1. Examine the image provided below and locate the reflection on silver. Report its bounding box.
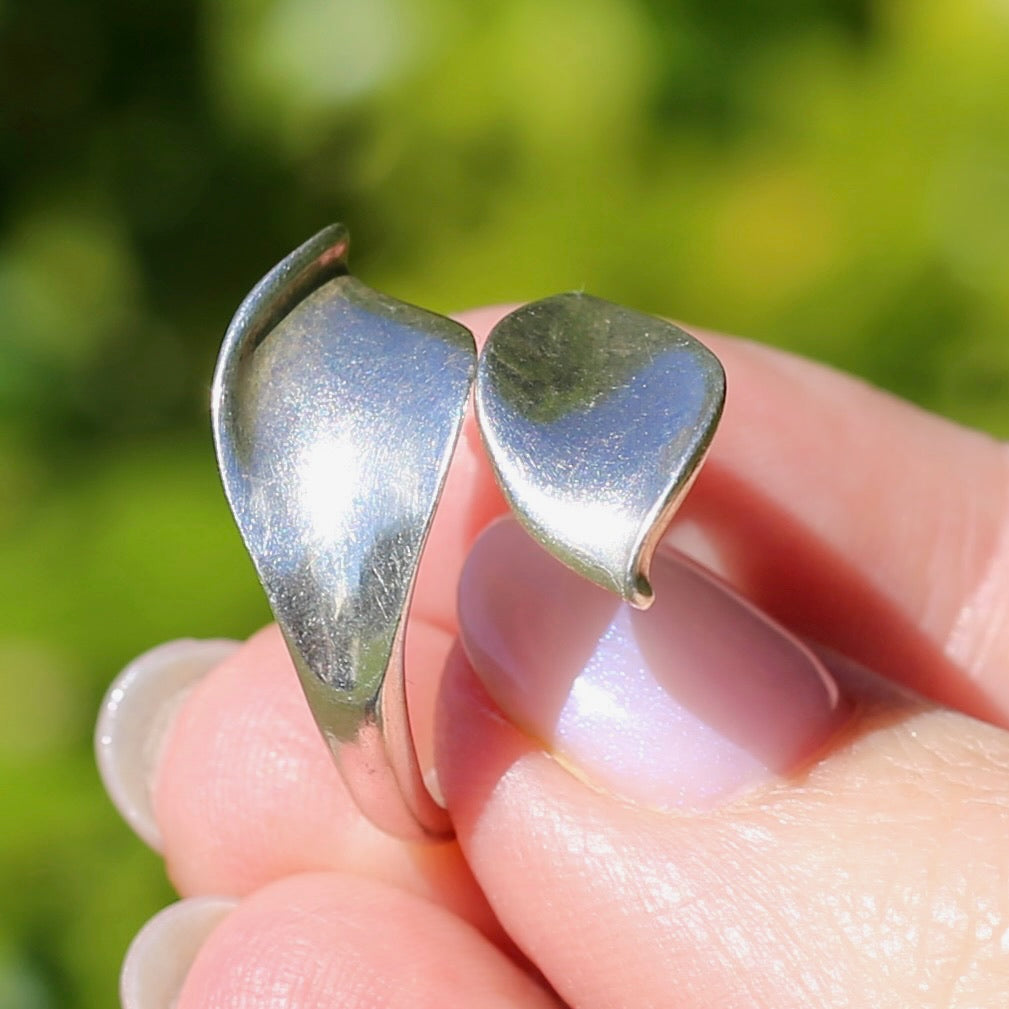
[212,224,473,840]
[476,293,725,608]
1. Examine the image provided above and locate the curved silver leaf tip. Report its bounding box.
[476,293,725,608]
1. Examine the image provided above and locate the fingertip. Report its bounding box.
[120,896,237,1009]
[96,638,241,851]
[176,873,558,1009]
[438,606,1009,1009]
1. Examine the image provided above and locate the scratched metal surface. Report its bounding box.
[213,225,471,838]
[477,293,725,608]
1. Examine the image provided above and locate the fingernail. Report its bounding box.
[120,896,237,1009]
[458,519,851,810]
[96,639,239,850]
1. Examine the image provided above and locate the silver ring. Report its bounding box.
[212,225,724,841]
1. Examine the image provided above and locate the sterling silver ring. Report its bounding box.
[212,224,725,841]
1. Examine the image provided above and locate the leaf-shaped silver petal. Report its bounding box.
[476,293,725,608]
[212,225,474,838]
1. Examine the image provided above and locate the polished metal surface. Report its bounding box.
[212,224,474,840]
[476,293,725,608]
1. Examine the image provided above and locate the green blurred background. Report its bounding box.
[1,0,1008,1004]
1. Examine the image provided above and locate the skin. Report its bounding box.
[149,307,1009,1008]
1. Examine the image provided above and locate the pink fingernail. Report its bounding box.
[458,519,850,810]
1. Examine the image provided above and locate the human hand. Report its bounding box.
[97,307,1009,1008]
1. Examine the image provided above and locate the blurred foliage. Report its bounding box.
[1,0,1008,1004]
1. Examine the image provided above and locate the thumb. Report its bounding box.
[438,518,1009,1009]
